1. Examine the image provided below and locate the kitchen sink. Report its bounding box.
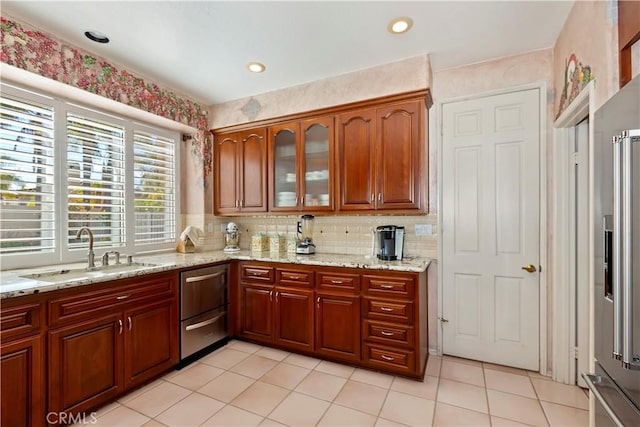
[22,262,159,283]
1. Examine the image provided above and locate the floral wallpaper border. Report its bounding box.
[0,16,213,176]
[556,53,593,119]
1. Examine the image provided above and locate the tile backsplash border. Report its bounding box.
[182,213,438,260]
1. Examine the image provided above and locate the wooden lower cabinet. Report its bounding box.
[125,299,177,388]
[274,287,314,352]
[238,261,428,379]
[240,284,274,342]
[0,271,181,425]
[314,292,360,362]
[48,313,123,417]
[1,334,44,427]
[240,282,314,353]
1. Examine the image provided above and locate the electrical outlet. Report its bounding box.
[207,222,214,233]
[415,224,432,236]
[220,223,228,233]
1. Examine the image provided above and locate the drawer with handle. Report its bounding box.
[363,343,416,374]
[276,268,313,288]
[0,302,43,341]
[48,276,174,326]
[316,271,360,292]
[241,264,275,283]
[363,275,414,298]
[363,298,414,323]
[363,320,414,348]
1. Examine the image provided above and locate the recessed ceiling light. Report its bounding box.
[246,62,266,73]
[84,30,110,44]
[388,17,413,34]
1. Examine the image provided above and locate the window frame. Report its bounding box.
[1,83,180,270]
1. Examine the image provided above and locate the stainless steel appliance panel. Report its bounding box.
[583,364,640,427]
[180,265,227,320]
[592,74,640,423]
[181,307,227,359]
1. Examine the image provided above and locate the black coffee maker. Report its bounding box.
[376,225,405,261]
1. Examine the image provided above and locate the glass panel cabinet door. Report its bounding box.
[271,124,299,209]
[301,116,333,210]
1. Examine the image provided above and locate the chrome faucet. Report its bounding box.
[75,227,95,269]
[101,250,121,266]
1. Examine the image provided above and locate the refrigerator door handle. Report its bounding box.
[582,373,624,427]
[621,130,640,370]
[612,136,623,361]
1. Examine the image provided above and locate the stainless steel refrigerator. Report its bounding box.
[584,75,640,426]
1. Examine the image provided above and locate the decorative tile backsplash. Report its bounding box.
[182,214,438,260]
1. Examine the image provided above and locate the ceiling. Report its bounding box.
[2,1,573,106]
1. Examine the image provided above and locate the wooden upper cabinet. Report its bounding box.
[337,99,425,212]
[214,128,267,215]
[300,116,334,212]
[213,90,430,215]
[337,108,376,211]
[240,129,268,212]
[269,116,334,213]
[269,122,301,212]
[376,100,422,210]
[214,132,240,214]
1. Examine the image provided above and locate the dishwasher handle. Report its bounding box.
[185,312,226,331]
[185,271,225,283]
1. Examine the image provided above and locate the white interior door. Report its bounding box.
[442,89,541,370]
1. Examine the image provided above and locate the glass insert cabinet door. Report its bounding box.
[301,117,332,209]
[271,123,298,209]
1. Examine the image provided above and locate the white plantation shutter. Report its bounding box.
[1,83,179,269]
[0,95,56,255]
[133,131,176,245]
[66,112,126,249]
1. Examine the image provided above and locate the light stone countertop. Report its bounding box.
[0,250,431,299]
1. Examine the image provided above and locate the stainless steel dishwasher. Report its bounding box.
[180,264,229,364]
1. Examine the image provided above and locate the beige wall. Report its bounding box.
[210,55,432,129]
[552,0,618,114]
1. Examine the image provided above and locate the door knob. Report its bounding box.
[521,264,537,273]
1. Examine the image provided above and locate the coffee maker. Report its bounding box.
[296,214,316,254]
[375,225,405,261]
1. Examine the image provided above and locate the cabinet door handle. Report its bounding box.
[380,330,395,337]
[116,295,130,300]
[380,307,394,312]
[275,291,279,302]
[235,200,239,208]
[378,193,382,202]
[127,316,132,331]
[381,354,395,361]
[241,199,244,208]
[331,279,344,284]
[270,290,273,302]
[316,296,321,309]
[118,319,123,335]
[371,193,374,203]
[288,275,299,280]
[380,284,394,289]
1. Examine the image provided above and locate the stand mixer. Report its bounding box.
[223,222,241,252]
[296,215,316,254]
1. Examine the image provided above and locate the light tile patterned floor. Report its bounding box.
[80,340,589,427]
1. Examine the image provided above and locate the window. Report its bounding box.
[0,94,56,256]
[0,84,179,269]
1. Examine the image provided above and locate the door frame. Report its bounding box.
[551,80,595,385]
[436,82,549,374]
